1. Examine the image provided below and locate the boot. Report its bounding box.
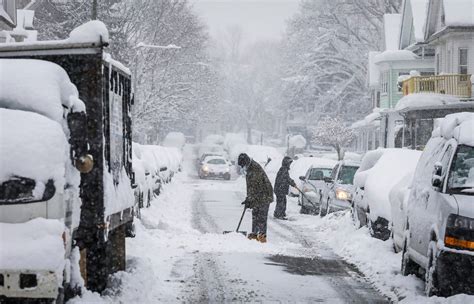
[247,233,258,240]
[256,233,267,243]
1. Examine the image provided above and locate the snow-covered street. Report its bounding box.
[68,147,474,303]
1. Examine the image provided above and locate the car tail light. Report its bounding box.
[445,214,474,251]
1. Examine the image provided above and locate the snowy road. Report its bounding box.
[180,176,388,303]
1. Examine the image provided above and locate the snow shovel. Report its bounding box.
[295,186,320,210]
[223,206,248,236]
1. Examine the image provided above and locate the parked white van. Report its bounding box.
[401,112,474,297]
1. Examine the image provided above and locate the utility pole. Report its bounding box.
[91,0,97,20]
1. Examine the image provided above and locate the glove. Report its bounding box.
[290,179,296,188]
[242,198,251,209]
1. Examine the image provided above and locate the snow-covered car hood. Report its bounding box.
[453,194,474,219]
[0,218,66,273]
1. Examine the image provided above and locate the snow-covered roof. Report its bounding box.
[368,51,381,87]
[0,59,85,123]
[411,0,430,42]
[0,108,68,187]
[374,50,419,64]
[432,112,474,145]
[443,0,474,26]
[384,14,401,51]
[395,93,460,110]
[351,109,381,129]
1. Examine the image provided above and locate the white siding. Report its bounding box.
[436,33,474,74]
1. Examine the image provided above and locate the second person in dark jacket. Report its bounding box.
[273,156,296,220]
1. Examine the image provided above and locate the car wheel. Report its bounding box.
[401,238,418,276]
[319,199,328,217]
[425,241,441,297]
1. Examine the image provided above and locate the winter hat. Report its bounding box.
[282,156,293,167]
[238,153,251,168]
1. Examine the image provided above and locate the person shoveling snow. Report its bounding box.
[238,153,273,243]
[273,156,296,220]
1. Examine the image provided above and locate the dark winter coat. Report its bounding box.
[274,157,296,196]
[245,160,274,208]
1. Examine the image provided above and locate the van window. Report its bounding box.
[447,145,474,194]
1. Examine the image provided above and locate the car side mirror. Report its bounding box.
[431,174,443,189]
[323,177,333,183]
[299,176,306,181]
[160,166,168,172]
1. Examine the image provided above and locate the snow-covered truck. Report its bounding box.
[0,22,135,302]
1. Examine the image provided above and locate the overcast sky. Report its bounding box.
[191,0,300,45]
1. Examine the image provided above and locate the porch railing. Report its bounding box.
[402,74,472,98]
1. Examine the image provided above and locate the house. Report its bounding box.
[403,0,474,98]
[0,0,37,42]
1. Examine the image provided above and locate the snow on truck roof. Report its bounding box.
[0,59,85,123]
[432,112,474,146]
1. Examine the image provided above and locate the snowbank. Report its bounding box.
[203,134,224,145]
[0,109,68,193]
[223,133,247,152]
[68,20,109,44]
[244,145,284,173]
[0,218,66,282]
[395,93,460,111]
[162,132,186,150]
[0,59,85,124]
[363,149,422,222]
[288,135,307,149]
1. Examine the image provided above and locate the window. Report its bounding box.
[448,145,474,194]
[459,48,468,74]
[207,158,226,165]
[337,166,359,185]
[381,72,388,94]
[436,54,441,74]
[308,168,332,180]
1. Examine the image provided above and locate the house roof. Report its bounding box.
[443,0,474,27]
[425,0,474,40]
[384,14,401,51]
[399,0,430,49]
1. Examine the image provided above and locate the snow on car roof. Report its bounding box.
[0,59,85,124]
[432,112,474,146]
[0,108,68,186]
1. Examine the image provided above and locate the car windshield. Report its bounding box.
[207,159,226,165]
[308,168,332,180]
[338,166,359,185]
[0,177,56,204]
[448,145,474,194]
